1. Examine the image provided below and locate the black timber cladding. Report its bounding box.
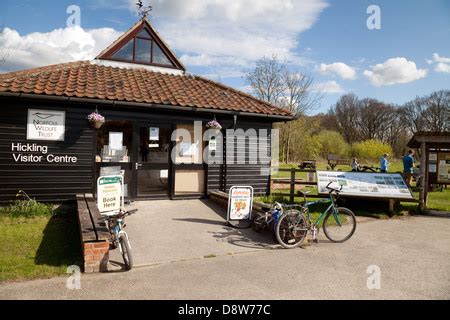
[0,97,275,202]
[0,101,96,202]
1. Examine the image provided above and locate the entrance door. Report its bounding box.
[135,123,172,198]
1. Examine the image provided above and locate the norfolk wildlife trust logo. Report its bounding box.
[27,109,66,141]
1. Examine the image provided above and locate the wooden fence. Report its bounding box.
[270,168,327,203]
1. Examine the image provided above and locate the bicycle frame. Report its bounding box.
[302,193,342,228]
[107,215,131,253]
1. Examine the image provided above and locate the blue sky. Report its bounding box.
[1,0,449,113]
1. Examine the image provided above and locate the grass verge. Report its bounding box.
[0,202,82,282]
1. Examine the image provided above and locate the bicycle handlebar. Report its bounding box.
[326,182,343,194]
[101,208,138,220]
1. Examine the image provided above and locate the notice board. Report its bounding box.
[317,171,414,200]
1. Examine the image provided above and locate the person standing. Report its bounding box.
[380,153,389,173]
[403,150,415,186]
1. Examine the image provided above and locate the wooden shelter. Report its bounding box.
[407,132,450,211]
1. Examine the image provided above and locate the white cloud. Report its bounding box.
[0,26,121,72]
[318,62,357,80]
[313,80,345,94]
[132,0,328,75]
[427,53,450,73]
[363,57,427,86]
[436,62,450,73]
[1,0,328,77]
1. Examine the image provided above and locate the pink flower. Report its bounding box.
[206,120,222,129]
[87,112,105,122]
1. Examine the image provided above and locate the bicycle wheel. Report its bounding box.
[251,213,265,232]
[119,234,133,270]
[276,210,308,249]
[322,207,356,243]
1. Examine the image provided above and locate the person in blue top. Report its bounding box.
[403,149,415,186]
[380,153,389,173]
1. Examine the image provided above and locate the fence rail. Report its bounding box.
[271,168,327,203]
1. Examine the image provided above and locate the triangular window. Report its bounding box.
[153,42,172,65]
[111,39,134,61]
[107,27,176,67]
[138,28,152,39]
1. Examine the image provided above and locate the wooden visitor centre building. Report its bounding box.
[0,19,292,203]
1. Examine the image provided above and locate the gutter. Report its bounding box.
[0,92,294,121]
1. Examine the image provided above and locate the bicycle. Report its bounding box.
[251,202,284,240]
[275,182,357,249]
[101,208,138,270]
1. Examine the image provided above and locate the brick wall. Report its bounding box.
[83,241,109,273]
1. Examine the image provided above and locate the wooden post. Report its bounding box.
[419,142,427,212]
[290,168,296,204]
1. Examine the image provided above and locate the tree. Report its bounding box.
[400,90,450,134]
[244,55,322,163]
[315,130,350,159]
[358,98,397,142]
[351,139,393,161]
[422,90,450,132]
[243,55,286,105]
[328,93,361,143]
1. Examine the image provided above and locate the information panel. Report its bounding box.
[437,152,450,183]
[317,171,414,200]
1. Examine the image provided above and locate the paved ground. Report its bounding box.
[1,205,449,299]
[108,200,276,269]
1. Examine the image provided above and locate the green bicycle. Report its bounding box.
[276,182,357,249]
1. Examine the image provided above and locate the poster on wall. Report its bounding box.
[437,152,450,183]
[109,132,123,150]
[227,186,254,221]
[97,175,124,214]
[27,109,65,141]
[316,171,414,200]
[150,127,159,141]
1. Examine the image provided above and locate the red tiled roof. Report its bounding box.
[0,61,292,117]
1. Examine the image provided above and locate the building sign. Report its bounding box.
[317,171,414,200]
[437,152,450,183]
[11,142,77,163]
[27,109,65,141]
[227,186,254,221]
[97,175,124,214]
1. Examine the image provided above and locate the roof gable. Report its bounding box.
[96,18,185,71]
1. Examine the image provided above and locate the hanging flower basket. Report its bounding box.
[87,111,105,129]
[206,119,222,133]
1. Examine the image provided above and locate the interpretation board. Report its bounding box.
[227,186,254,222]
[316,171,414,200]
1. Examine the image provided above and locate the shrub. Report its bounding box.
[0,199,53,218]
[315,130,350,158]
[351,139,393,161]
